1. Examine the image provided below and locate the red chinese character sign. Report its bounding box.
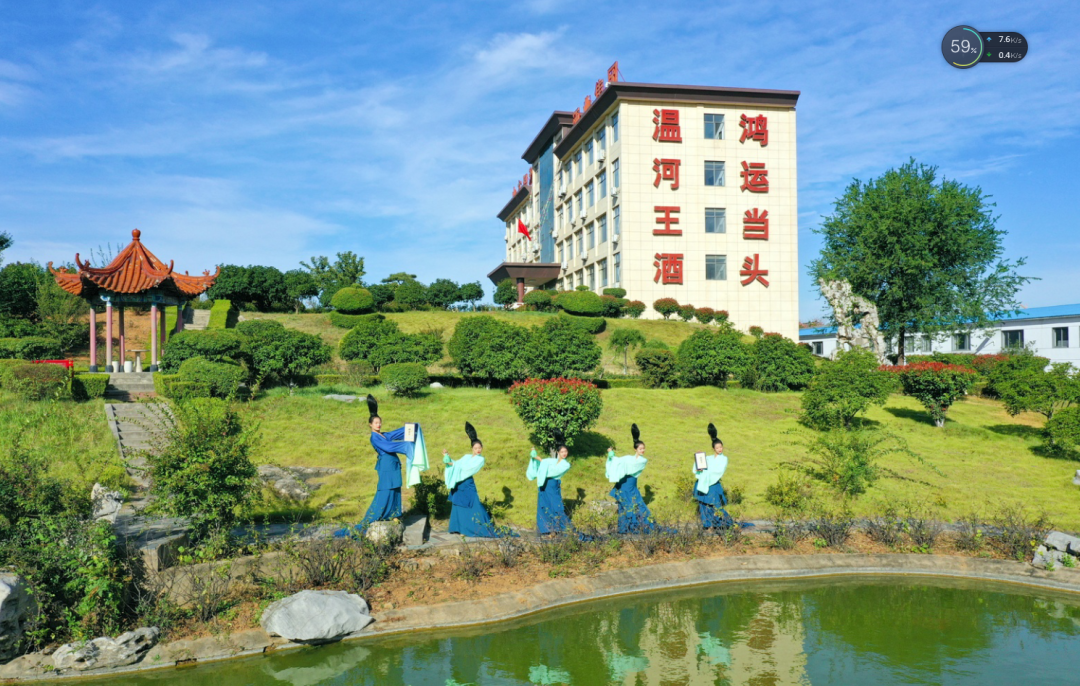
[653,253,684,284]
[653,206,681,235]
[739,254,769,287]
[739,114,768,146]
[652,109,682,142]
[743,209,769,240]
[652,158,681,190]
[740,161,769,193]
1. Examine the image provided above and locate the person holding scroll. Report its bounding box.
[694,423,734,530]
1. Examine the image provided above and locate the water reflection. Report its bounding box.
[97,577,1080,686]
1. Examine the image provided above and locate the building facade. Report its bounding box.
[799,304,1080,365]
[493,76,801,338]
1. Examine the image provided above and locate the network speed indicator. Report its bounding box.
[941,25,1028,69]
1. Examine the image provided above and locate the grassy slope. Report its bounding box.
[244,311,709,374]
[242,384,1080,531]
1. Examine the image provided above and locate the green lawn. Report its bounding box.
[241,384,1080,531]
[243,310,712,374]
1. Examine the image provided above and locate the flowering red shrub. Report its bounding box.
[653,298,680,319]
[714,310,730,323]
[881,362,976,427]
[508,377,603,450]
[694,307,715,325]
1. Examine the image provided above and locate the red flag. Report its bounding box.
[517,218,532,241]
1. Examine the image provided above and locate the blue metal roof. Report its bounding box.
[798,303,1080,339]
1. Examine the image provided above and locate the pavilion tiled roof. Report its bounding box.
[49,229,219,299]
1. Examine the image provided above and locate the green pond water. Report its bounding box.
[90,576,1080,685]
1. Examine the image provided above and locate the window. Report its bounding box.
[705,255,727,280]
[597,127,606,151]
[1003,329,1024,349]
[574,151,582,175]
[705,161,725,186]
[612,112,619,142]
[612,159,620,188]
[705,208,726,234]
[587,181,594,207]
[564,161,572,185]
[812,341,823,356]
[613,206,620,236]
[586,222,594,250]
[566,238,573,260]
[558,168,563,191]
[704,113,724,140]
[953,333,971,351]
[598,171,607,199]
[904,335,931,352]
[585,140,594,166]
[600,259,608,287]
[614,253,621,283]
[558,244,564,264]
[598,214,608,243]
[557,208,563,232]
[1054,327,1070,348]
[567,195,573,219]
[576,232,583,255]
[575,191,583,216]
[588,265,595,291]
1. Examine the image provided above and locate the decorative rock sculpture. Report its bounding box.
[261,590,373,643]
[52,627,159,671]
[0,574,36,662]
[819,279,887,363]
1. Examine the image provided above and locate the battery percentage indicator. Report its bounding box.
[942,26,1027,68]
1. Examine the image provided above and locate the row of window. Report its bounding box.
[562,254,622,291]
[560,160,619,226]
[904,327,1071,353]
[562,113,618,188]
[559,208,621,262]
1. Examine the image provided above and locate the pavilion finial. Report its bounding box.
[132,229,142,241]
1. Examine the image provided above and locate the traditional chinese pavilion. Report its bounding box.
[49,229,219,372]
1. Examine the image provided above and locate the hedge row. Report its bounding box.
[0,337,63,360]
[71,373,109,400]
[329,311,384,329]
[0,362,69,400]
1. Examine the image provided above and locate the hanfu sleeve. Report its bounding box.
[527,456,541,482]
[445,454,485,490]
[695,454,728,494]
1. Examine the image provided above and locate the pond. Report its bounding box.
[91,576,1080,685]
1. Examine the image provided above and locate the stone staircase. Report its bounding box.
[185,308,211,331]
[105,372,156,402]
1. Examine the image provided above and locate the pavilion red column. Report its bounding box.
[104,303,114,372]
[159,306,166,352]
[150,305,158,371]
[175,304,185,333]
[88,307,98,372]
[516,278,525,304]
[118,306,126,370]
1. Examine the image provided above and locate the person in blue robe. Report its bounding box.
[695,423,734,530]
[527,442,573,535]
[335,394,428,538]
[607,423,659,534]
[444,422,504,538]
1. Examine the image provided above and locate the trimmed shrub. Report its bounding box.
[635,348,678,389]
[3,363,69,400]
[602,287,627,298]
[508,377,603,450]
[1046,407,1080,454]
[555,290,604,316]
[160,329,246,373]
[381,362,429,397]
[339,318,443,372]
[995,360,1079,424]
[448,316,530,384]
[166,381,210,400]
[742,333,816,392]
[714,310,729,324]
[801,348,895,429]
[677,327,750,388]
[522,289,555,312]
[0,337,64,361]
[560,313,606,334]
[235,319,285,338]
[314,373,344,386]
[493,278,517,308]
[207,300,238,329]
[329,311,384,329]
[749,325,764,339]
[178,357,246,398]
[623,300,646,319]
[153,372,176,397]
[528,316,602,378]
[694,307,715,325]
[643,339,669,350]
[599,295,625,318]
[653,298,680,319]
[677,303,696,322]
[883,362,977,427]
[71,373,109,401]
[330,287,375,314]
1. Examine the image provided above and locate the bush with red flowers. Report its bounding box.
[508,377,603,450]
[882,362,976,427]
[653,298,680,319]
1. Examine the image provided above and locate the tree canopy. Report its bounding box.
[810,159,1030,363]
[301,251,365,306]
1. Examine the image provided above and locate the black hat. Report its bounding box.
[366,394,379,422]
[708,422,722,446]
[631,423,643,448]
[465,421,481,446]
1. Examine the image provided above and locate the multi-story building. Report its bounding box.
[489,73,801,337]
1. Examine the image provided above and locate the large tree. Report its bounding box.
[301,251,365,306]
[810,159,1029,364]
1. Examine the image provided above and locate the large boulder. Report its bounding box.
[258,465,312,500]
[1032,545,1067,570]
[261,591,373,644]
[1044,531,1080,555]
[52,627,159,671]
[0,574,36,662]
[365,520,404,546]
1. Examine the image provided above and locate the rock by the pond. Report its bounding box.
[324,394,359,403]
[261,591,373,643]
[91,482,124,523]
[1044,531,1080,555]
[365,519,405,546]
[1033,545,1067,569]
[0,651,47,679]
[0,574,36,662]
[53,627,159,671]
[429,382,444,389]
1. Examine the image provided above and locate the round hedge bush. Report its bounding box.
[599,295,627,318]
[653,298,680,319]
[177,357,246,398]
[560,313,606,334]
[623,300,646,319]
[555,290,603,316]
[330,287,375,315]
[602,288,627,298]
[523,289,555,311]
[381,362,429,397]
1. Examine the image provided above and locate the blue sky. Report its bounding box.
[1,0,1078,319]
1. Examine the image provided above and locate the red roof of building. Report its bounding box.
[49,229,219,299]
